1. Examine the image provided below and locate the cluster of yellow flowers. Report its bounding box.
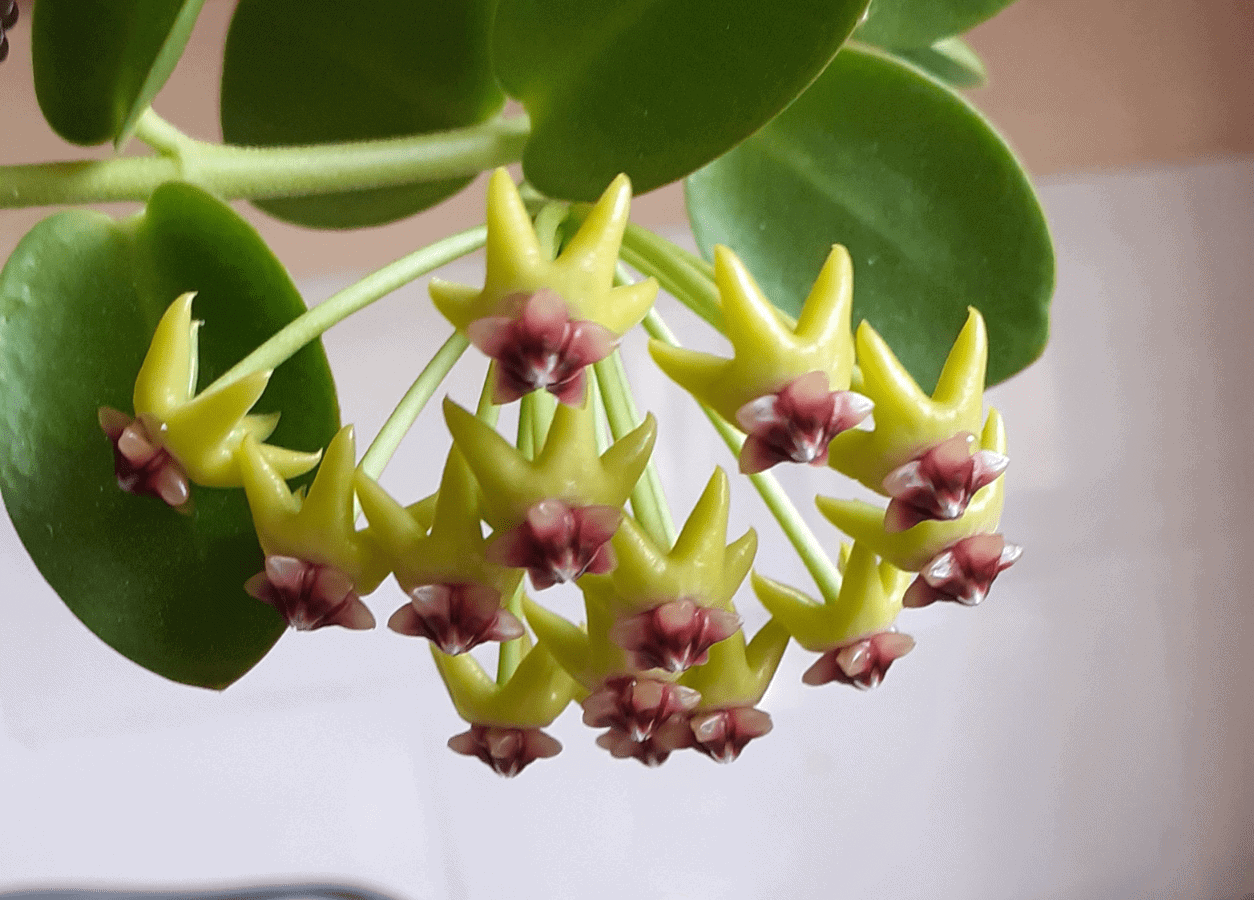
[100,170,1019,775]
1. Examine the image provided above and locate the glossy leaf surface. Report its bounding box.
[853,0,1015,48]
[220,0,503,228]
[893,37,987,89]
[493,0,867,201]
[686,46,1054,389]
[32,0,205,147]
[0,184,340,688]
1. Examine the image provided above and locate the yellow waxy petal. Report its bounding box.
[431,640,578,728]
[818,408,1007,571]
[355,447,518,595]
[753,543,910,652]
[430,168,657,336]
[593,468,756,615]
[680,620,790,711]
[444,393,655,529]
[239,426,389,594]
[649,245,856,425]
[133,292,198,417]
[828,308,988,491]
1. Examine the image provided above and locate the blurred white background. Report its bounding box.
[0,157,1251,898]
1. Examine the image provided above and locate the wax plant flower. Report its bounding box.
[432,636,579,777]
[99,292,322,511]
[443,389,656,590]
[754,543,915,690]
[827,309,1008,531]
[819,406,1021,608]
[590,467,756,674]
[0,0,1053,774]
[431,168,657,406]
[355,446,526,655]
[649,244,872,474]
[238,425,389,631]
[525,580,703,767]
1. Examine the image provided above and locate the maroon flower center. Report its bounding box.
[801,630,916,690]
[608,599,742,673]
[690,706,773,763]
[596,716,695,767]
[244,555,375,631]
[387,581,524,654]
[581,674,701,741]
[467,289,618,406]
[485,500,620,590]
[98,407,191,512]
[903,532,1022,608]
[736,371,873,474]
[882,431,1009,531]
[448,725,562,777]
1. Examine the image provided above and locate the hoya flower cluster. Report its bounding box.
[100,169,1020,776]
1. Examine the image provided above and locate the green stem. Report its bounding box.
[593,352,676,549]
[619,224,723,330]
[517,391,538,459]
[358,331,470,480]
[132,109,195,157]
[207,225,487,393]
[0,115,530,209]
[643,309,841,600]
[496,580,527,685]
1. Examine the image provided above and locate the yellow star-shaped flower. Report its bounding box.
[828,307,988,491]
[649,244,857,424]
[238,425,389,595]
[442,391,656,530]
[588,467,757,616]
[818,407,1007,572]
[354,446,519,599]
[431,638,578,730]
[429,168,657,336]
[121,292,321,488]
[752,542,911,652]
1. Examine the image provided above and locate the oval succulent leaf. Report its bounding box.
[220,0,504,229]
[686,45,1054,390]
[492,0,868,200]
[32,0,205,147]
[853,0,1016,49]
[0,183,340,688]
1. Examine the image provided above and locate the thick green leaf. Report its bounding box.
[493,0,868,201]
[853,0,1015,49]
[893,37,987,89]
[0,184,340,688]
[686,46,1053,389]
[32,0,205,147]
[220,0,503,229]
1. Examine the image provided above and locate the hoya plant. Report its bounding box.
[0,0,1051,774]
